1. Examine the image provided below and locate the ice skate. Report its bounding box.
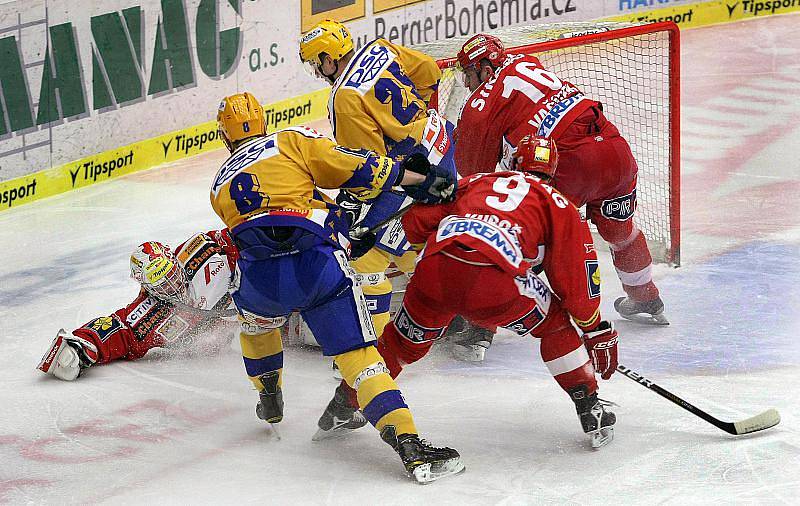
[312,384,368,441]
[256,370,284,425]
[570,386,617,449]
[380,426,465,484]
[614,296,669,325]
[447,316,494,362]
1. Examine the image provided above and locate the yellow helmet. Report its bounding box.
[217,92,266,152]
[299,19,354,66]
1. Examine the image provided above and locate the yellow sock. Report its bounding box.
[334,346,417,435]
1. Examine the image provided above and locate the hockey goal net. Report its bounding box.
[416,21,681,266]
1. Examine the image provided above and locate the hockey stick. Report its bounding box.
[350,202,416,238]
[617,364,780,435]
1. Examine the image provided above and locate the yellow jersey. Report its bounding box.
[210,126,399,247]
[328,38,441,158]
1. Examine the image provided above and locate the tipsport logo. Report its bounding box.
[726,0,800,17]
[69,151,134,187]
[161,130,220,157]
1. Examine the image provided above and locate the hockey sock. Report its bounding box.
[239,328,283,391]
[334,346,417,436]
[609,228,660,302]
[539,312,597,395]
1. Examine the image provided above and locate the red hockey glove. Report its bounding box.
[583,321,618,380]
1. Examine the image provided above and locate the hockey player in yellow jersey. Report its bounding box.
[299,19,458,335]
[211,92,462,483]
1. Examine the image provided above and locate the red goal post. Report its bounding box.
[417,21,681,266]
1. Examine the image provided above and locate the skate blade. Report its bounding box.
[589,427,614,449]
[451,344,486,362]
[311,424,365,442]
[619,311,669,326]
[410,457,466,484]
[270,423,282,440]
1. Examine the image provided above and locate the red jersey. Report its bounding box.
[72,230,239,363]
[455,54,597,176]
[402,172,601,329]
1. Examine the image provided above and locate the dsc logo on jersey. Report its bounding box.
[346,45,392,90]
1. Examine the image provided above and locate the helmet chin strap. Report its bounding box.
[322,59,339,84]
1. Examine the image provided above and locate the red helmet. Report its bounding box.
[512,135,558,179]
[457,33,506,71]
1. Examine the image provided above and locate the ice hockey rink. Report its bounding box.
[1,13,799,505]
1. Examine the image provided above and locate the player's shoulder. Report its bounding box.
[385,38,434,63]
[461,58,527,118]
[176,232,226,280]
[277,125,327,141]
[462,170,548,196]
[498,52,539,72]
[335,38,397,96]
[211,135,279,195]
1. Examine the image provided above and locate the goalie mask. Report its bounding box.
[512,135,559,180]
[130,241,187,304]
[217,92,266,152]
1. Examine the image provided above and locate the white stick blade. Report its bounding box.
[733,408,780,435]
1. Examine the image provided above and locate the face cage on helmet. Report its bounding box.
[301,52,341,85]
[217,126,233,152]
[301,58,325,81]
[142,264,188,305]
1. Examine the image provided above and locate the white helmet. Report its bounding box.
[130,241,187,304]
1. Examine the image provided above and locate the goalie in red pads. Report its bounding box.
[317,136,618,448]
[37,230,238,381]
[453,33,667,325]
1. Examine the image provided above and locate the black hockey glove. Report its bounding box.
[348,226,377,260]
[335,191,364,229]
[400,153,457,204]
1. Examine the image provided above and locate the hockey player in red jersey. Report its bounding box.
[454,33,667,325]
[37,230,239,381]
[317,136,618,448]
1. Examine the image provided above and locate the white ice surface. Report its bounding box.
[2,14,800,505]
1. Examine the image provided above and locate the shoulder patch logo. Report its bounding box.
[586,260,601,298]
[88,316,123,342]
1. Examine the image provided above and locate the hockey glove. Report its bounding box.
[348,226,377,260]
[400,153,457,204]
[335,191,364,229]
[37,329,99,381]
[583,321,618,380]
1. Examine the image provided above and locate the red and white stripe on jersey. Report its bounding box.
[419,111,450,165]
